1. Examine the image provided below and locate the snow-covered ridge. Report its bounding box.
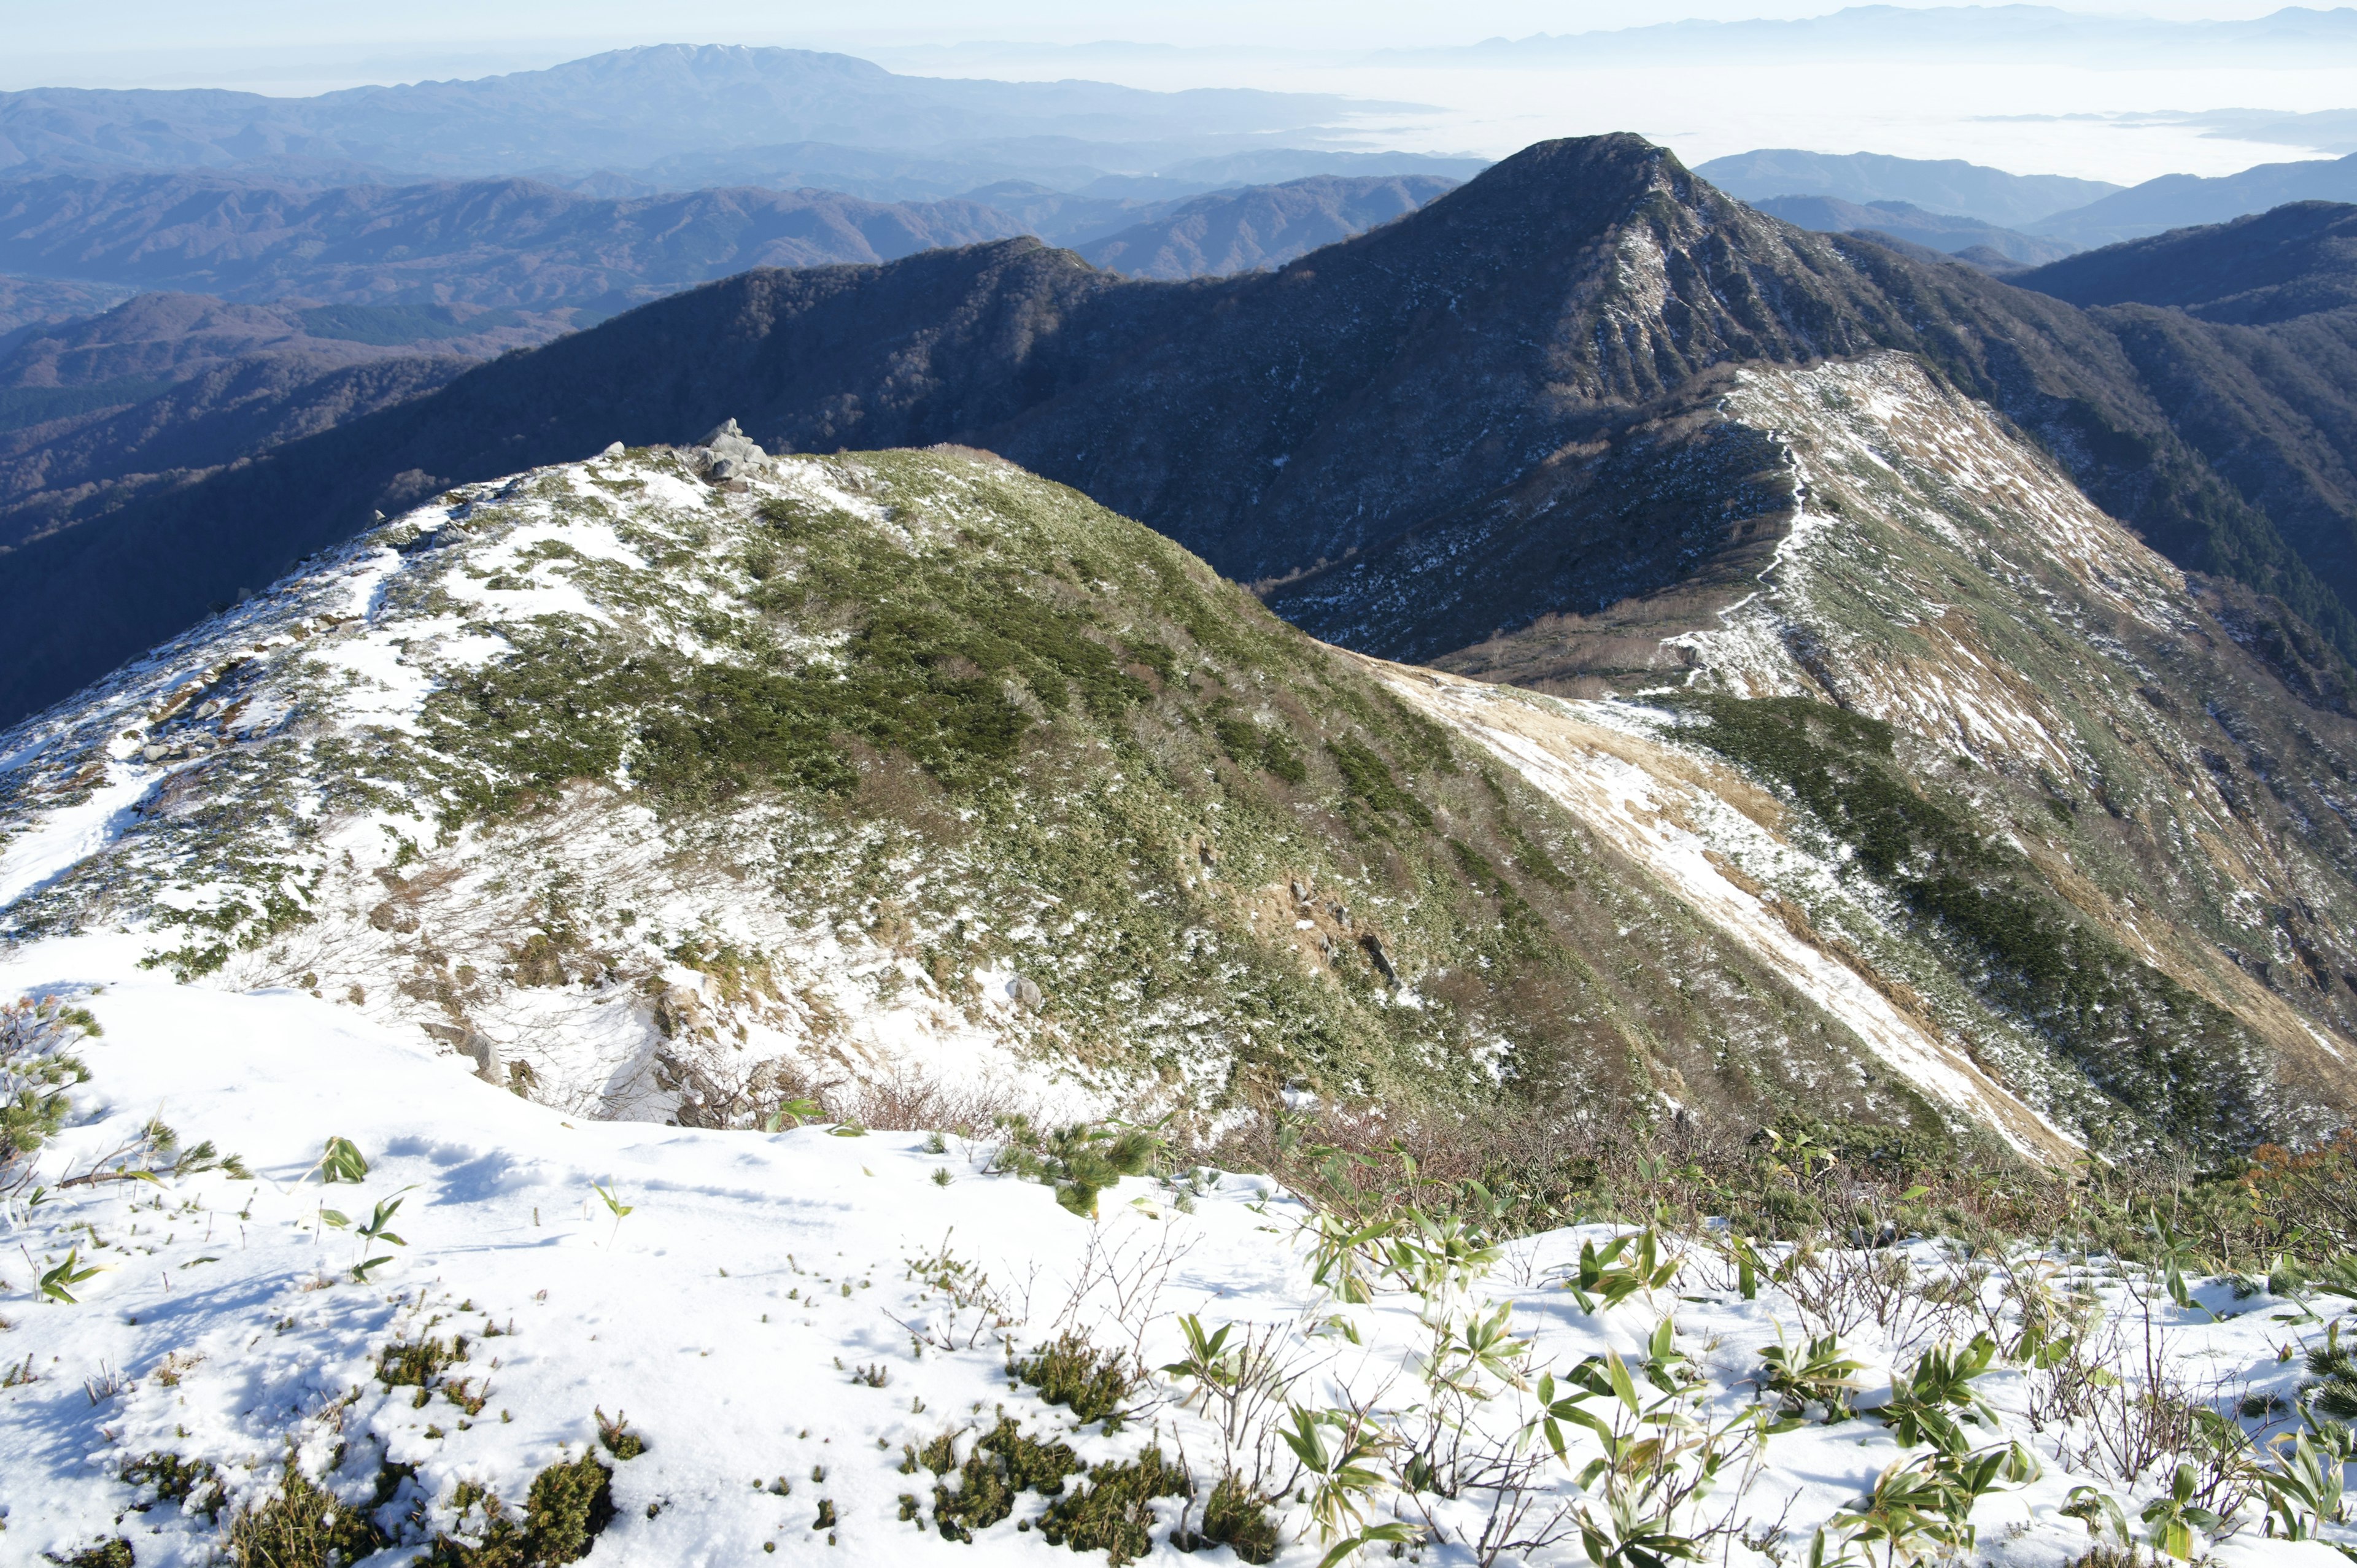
[0,447,1087,1128]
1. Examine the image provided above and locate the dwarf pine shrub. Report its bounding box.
[425,1449,615,1567]
[1015,1331,1142,1426]
[1038,1448,1191,1566]
[226,1458,385,1567]
[1184,1474,1280,1565]
[927,1418,1082,1542]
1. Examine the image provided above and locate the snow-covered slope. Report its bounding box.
[2,940,2351,1568]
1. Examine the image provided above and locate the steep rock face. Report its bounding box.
[1425,352,2357,1153]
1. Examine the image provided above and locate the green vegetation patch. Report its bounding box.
[926,1418,1082,1542]
[1014,1330,1142,1427]
[426,1450,617,1567]
[1037,1447,1191,1566]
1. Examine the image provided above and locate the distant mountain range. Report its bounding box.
[1746,195,2076,266]
[0,44,1453,193]
[1695,149,2120,226]
[4,137,2354,735]
[0,169,1458,312]
[1074,175,1452,280]
[2145,107,2357,157]
[605,142,1488,206]
[0,168,1460,568]
[0,173,1032,315]
[1705,145,2357,249]
[2013,201,2357,326]
[2029,150,2357,247]
[0,272,133,339]
[0,294,471,556]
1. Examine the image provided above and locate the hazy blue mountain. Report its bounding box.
[628,141,1488,206]
[2032,152,2357,247]
[0,172,1031,312]
[1153,149,1488,186]
[0,169,1460,313]
[0,44,1395,182]
[2013,201,2357,325]
[1749,195,2079,265]
[2127,108,2357,158]
[1078,174,1458,278]
[0,274,137,343]
[1697,149,2119,226]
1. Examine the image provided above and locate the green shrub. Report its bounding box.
[424,1450,614,1567]
[226,1460,385,1567]
[1015,1332,1142,1426]
[595,1408,644,1461]
[1038,1448,1191,1566]
[122,1451,223,1521]
[1179,1474,1280,1564]
[1665,692,2266,1151]
[1326,739,1431,828]
[378,1337,468,1389]
[56,1540,136,1568]
[933,1450,1013,1542]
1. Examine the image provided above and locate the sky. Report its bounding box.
[0,0,2318,85]
[0,1,2347,185]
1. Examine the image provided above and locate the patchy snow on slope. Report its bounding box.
[1371,664,2077,1161]
[1670,354,2196,777]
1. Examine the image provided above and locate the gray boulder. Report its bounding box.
[699,418,765,471]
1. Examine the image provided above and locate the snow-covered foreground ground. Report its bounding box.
[1,933,2350,1567]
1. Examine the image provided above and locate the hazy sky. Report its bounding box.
[0,0,2318,85]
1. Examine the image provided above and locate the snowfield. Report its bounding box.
[1,933,2350,1568]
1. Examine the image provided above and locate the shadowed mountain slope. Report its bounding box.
[2,134,2355,730]
[2013,201,2357,325]
[0,293,482,553]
